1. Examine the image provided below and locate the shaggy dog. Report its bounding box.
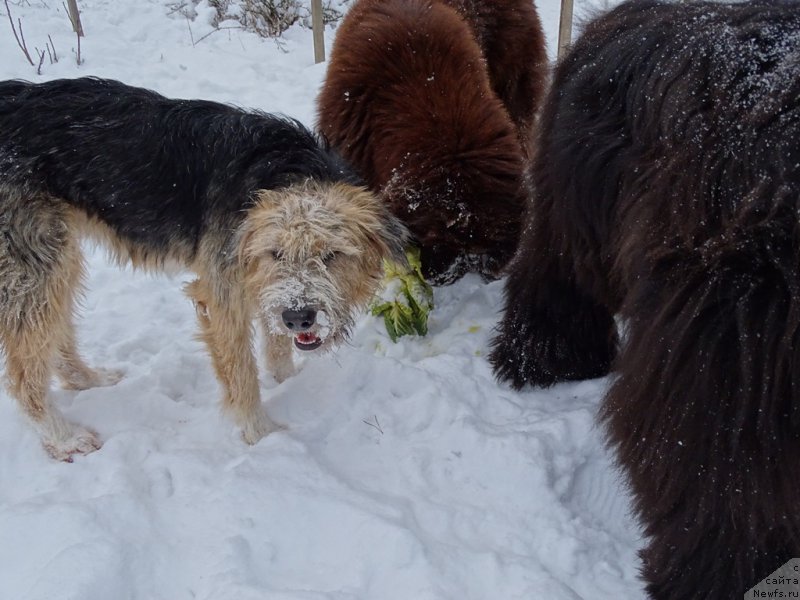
[0,77,406,461]
[317,0,547,284]
[490,0,800,597]
[437,0,548,152]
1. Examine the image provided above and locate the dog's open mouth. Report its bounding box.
[294,332,323,351]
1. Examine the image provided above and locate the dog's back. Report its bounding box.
[439,0,547,149]
[0,77,354,259]
[0,80,32,108]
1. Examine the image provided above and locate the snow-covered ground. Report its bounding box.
[0,1,646,598]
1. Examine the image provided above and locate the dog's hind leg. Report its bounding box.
[186,277,281,444]
[0,197,102,460]
[54,247,124,391]
[603,234,800,598]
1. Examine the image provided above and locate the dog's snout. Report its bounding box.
[281,308,317,331]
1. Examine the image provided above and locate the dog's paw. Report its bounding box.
[87,367,125,388]
[42,425,102,462]
[265,338,297,384]
[60,366,124,391]
[270,362,297,385]
[240,409,283,445]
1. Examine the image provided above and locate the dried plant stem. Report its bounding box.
[362,415,384,434]
[35,46,45,74]
[4,0,35,66]
[48,33,57,61]
[192,24,242,46]
[62,0,81,64]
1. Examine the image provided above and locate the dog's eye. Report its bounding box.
[322,251,340,264]
[270,250,282,261]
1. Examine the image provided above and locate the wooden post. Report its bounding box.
[66,0,84,37]
[557,0,574,60]
[311,0,325,64]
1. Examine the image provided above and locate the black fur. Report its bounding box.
[490,0,800,597]
[0,77,360,260]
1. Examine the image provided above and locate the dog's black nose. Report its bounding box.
[282,308,317,331]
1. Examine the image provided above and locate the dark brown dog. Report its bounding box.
[441,0,548,151]
[317,0,547,283]
[490,0,800,597]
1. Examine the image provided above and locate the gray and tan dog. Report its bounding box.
[0,78,406,460]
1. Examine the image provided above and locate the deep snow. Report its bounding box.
[0,0,645,598]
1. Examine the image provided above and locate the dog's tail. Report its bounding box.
[603,200,800,598]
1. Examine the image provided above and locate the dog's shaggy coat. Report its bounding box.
[317,0,547,283]
[490,0,800,597]
[0,77,406,461]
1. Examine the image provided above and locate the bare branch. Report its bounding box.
[167,2,187,16]
[4,0,35,65]
[47,33,57,61]
[62,1,81,64]
[35,46,45,74]
[184,14,194,46]
[362,415,384,435]
[191,24,243,46]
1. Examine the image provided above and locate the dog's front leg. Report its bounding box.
[261,323,296,384]
[186,279,280,444]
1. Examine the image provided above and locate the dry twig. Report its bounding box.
[362,415,384,435]
[62,0,81,64]
[4,0,35,65]
[191,24,242,46]
[167,2,188,16]
[35,46,45,73]
[47,33,56,60]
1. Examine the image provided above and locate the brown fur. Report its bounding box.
[317,0,547,283]
[440,0,548,150]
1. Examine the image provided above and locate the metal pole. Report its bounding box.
[312,0,325,63]
[557,0,574,60]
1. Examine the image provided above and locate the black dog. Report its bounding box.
[490,1,800,597]
[0,77,405,460]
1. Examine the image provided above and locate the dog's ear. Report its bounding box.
[338,184,411,265]
[377,208,410,265]
[237,225,255,268]
[238,189,284,268]
[252,188,283,207]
